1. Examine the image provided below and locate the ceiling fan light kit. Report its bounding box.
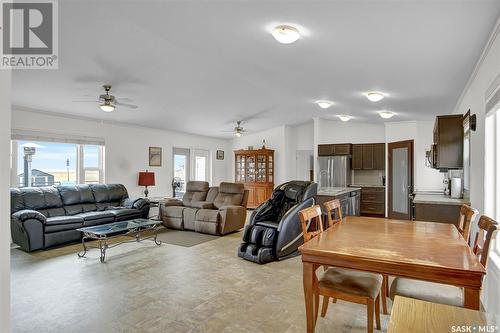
[100,101,115,112]
[271,25,301,44]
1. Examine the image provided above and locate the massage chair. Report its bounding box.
[238,181,317,264]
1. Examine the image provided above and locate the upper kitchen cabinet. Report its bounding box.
[432,115,464,170]
[352,143,385,170]
[318,144,352,156]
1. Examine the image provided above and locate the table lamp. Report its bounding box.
[138,170,155,198]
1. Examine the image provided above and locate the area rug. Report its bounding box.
[148,228,219,247]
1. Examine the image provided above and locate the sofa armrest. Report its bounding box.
[162,199,184,207]
[122,197,150,210]
[190,201,214,209]
[218,205,247,235]
[12,209,46,224]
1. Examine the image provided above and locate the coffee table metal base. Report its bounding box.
[78,225,162,263]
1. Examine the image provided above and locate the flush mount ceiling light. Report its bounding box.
[272,25,301,44]
[234,131,242,137]
[378,111,395,119]
[315,100,333,109]
[366,91,385,102]
[100,100,115,112]
[337,115,352,122]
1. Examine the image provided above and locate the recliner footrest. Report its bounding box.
[237,243,275,264]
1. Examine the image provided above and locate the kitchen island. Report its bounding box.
[315,187,361,217]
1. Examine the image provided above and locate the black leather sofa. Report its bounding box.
[10,184,150,252]
[238,181,317,264]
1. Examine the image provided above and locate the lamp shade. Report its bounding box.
[138,171,155,186]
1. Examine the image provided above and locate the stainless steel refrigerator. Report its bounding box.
[318,156,352,188]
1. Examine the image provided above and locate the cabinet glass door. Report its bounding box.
[256,154,267,182]
[246,155,255,182]
[268,154,273,183]
[235,154,245,182]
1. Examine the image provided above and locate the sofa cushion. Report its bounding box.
[206,187,219,203]
[77,185,95,203]
[213,183,245,209]
[64,204,83,216]
[77,211,115,221]
[45,222,83,233]
[46,208,66,217]
[90,184,110,203]
[196,209,220,223]
[182,181,209,206]
[42,187,64,208]
[82,203,97,212]
[46,215,84,226]
[58,185,83,205]
[108,184,128,202]
[105,208,140,219]
[183,207,198,230]
[11,188,24,213]
[219,182,245,194]
[22,188,46,210]
[162,206,186,218]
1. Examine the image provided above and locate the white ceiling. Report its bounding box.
[12,0,500,138]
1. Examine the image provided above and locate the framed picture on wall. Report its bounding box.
[149,147,162,167]
[216,150,224,160]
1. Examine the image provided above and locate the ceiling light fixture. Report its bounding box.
[337,115,352,122]
[100,101,115,112]
[378,111,395,119]
[272,25,301,44]
[315,100,333,109]
[234,131,242,137]
[366,91,385,102]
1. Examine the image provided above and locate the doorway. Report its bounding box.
[173,148,190,198]
[388,140,414,220]
[296,150,314,181]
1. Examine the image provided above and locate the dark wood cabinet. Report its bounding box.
[318,144,352,156]
[362,144,374,169]
[432,115,464,169]
[373,143,385,170]
[235,148,274,208]
[414,203,461,227]
[352,144,363,170]
[360,187,385,216]
[352,143,385,170]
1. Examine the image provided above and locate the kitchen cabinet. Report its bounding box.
[318,144,352,156]
[234,148,274,209]
[432,115,464,170]
[360,187,385,216]
[414,203,461,227]
[352,143,385,170]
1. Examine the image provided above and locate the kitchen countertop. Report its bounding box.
[317,187,361,196]
[413,193,470,206]
[349,184,385,188]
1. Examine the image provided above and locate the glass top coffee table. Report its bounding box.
[77,218,162,262]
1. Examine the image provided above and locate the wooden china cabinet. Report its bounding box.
[234,148,275,209]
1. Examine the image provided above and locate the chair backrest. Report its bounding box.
[182,181,209,206]
[298,205,324,242]
[472,215,498,268]
[324,199,342,228]
[213,182,246,209]
[458,204,475,243]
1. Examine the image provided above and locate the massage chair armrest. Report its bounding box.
[161,199,184,207]
[190,201,214,209]
[122,197,150,210]
[11,209,47,224]
[219,205,247,235]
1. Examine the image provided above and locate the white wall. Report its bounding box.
[231,125,286,185]
[1,71,11,333]
[452,17,500,313]
[11,109,232,198]
[317,118,385,144]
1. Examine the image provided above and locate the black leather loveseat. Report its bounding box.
[10,184,150,252]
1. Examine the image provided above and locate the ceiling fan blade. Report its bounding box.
[72,99,99,103]
[116,97,133,102]
[115,101,138,109]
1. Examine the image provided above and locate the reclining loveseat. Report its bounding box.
[238,181,317,264]
[10,184,150,252]
[160,181,248,235]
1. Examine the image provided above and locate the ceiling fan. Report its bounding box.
[223,121,247,137]
[72,84,138,112]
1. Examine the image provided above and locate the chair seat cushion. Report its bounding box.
[162,206,186,218]
[255,221,280,229]
[196,209,220,223]
[389,277,463,307]
[319,267,383,299]
[46,216,83,226]
[77,211,115,221]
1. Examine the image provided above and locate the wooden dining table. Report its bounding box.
[298,216,486,333]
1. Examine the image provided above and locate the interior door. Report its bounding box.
[388,140,414,220]
[173,147,190,198]
[192,149,210,182]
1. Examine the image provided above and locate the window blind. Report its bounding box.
[11,129,105,146]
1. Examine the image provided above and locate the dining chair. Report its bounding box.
[457,204,476,244]
[324,199,342,227]
[298,205,383,333]
[390,215,498,307]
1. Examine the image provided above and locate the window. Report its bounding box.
[193,149,209,182]
[172,147,211,197]
[11,139,105,188]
